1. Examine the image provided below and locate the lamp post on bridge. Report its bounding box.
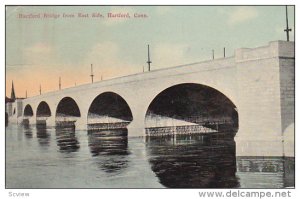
[147,44,152,71]
[284,5,292,41]
[90,64,94,83]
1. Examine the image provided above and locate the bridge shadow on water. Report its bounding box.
[55,125,80,153]
[145,132,240,188]
[17,119,294,188]
[36,124,51,147]
[22,122,33,139]
[87,128,130,174]
[236,156,295,188]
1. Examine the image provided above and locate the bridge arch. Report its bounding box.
[36,101,52,126]
[37,101,51,117]
[145,83,238,135]
[87,92,133,131]
[24,104,34,117]
[55,97,81,126]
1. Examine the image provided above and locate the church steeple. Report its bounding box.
[11,81,16,100]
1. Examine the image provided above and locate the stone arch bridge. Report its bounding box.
[6,41,294,157]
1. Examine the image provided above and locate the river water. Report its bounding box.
[5,124,294,188]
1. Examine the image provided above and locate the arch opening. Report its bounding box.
[36,101,52,126]
[55,97,81,127]
[37,101,51,117]
[145,83,238,136]
[87,92,133,133]
[24,104,34,117]
[23,104,34,125]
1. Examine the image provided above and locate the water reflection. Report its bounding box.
[146,133,239,188]
[6,123,295,188]
[237,157,282,172]
[237,156,295,188]
[55,126,80,153]
[36,124,51,147]
[23,123,33,139]
[88,129,129,173]
[284,157,295,187]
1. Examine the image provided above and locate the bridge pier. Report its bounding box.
[122,95,149,137]
[127,109,147,137]
[235,122,294,157]
[46,117,56,127]
[28,117,36,126]
[235,136,284,157]
[75,117,87,130]
[233,41,294,157]
[127,123,145,137]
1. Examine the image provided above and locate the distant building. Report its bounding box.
[5,96,14,104]
[6,81,16,104]
[11,81,16,101]
[5,81,24,124]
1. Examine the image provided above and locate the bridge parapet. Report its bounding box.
[235,40,294,62]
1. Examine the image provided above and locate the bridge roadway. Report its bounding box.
[6,40,294,157]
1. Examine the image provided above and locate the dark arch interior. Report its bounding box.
[37,101,51,117]
[56,97,81,117]
[88,92,133,121]
[24,105,34,117]
[87,92,133,131]
[145,83,238,134]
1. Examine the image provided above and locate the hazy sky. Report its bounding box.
[6,6,295,97]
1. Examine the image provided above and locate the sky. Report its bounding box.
[5,5,295,97]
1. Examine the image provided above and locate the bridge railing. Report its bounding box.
[146,113,235,126]
[55,116,78,122]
